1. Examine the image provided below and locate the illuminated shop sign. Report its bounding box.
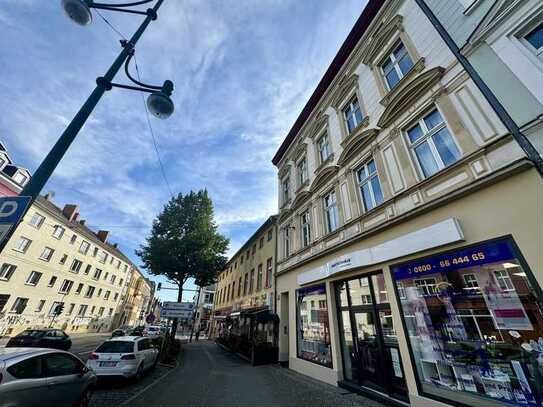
[393,240,515,281]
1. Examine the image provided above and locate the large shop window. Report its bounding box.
[392,238,543,406]
[296,284,333,368]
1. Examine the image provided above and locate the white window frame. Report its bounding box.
[84,286,95,298]
[14,236,32,253]
[298,157,308,186]
[25,271,43,286]
[342,95,364,134]
[317,132,332,164]
[300,210,311,248]
[0,263,17,281]
[463,273,479,289]
[39,246,55,262]
[323,190,339,233]
[93,268,102,280]
[357,159,384,212]
[10,297,28,314]
[52,225,65,239]
[70,259,83,273]
[12,172,28,185]
[77,304,88,317]
[405,109,461,179]
[414,278,438,296]
[59,279,74,294]
[381,40,414,90]
[67,303,75,316]
[29,213,45,229]
[494,270,515,291]
[48,276,57,287]
[282,178,290,204]
[520,20,543,58]
[284,226,291,258]
[79,241,90,255]
[75,283,84,295]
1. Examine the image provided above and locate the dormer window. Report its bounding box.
[524,21,543,58]
[381,41,414,90]
[297,157,308,186]
[317,133,332,164]
[343,96,364,134]
[12,172,28,186]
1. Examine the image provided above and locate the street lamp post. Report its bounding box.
[0,0,174,254]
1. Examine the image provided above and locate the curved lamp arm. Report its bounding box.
[90,0,154,8]
[124,51,162,90]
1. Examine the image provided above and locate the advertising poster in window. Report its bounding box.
[392,238,543,406]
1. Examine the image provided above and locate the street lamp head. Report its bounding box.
[61,0,92,26]
[147,80,175,119]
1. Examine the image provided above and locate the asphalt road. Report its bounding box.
[128,340,386,407]
[0,332,110,360]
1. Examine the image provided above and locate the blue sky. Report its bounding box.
[0,0,366,302]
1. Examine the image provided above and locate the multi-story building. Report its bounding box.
[272,1,543,406]
[0,141,154,336]
[0,194,136,336]
[118,269,153,327]
[193,284,215,334]
[210,216,277,338]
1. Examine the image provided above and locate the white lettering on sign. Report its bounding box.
[0,202,17,218]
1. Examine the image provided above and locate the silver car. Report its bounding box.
[0,347,96,407]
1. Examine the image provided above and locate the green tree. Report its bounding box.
[136,190,229,339]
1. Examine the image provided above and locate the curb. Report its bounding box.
[116,354,182,407]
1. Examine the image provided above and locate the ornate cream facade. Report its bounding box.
[272,0,543,406]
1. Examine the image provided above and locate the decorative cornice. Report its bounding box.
[308,112,329,139]
[278,164,291,180]
[340,116,370,147]
[338,128,379,167]
[291,190,311,211]
[309,165,339,194]
[377,66,445,128]
[330,73,360,109]
[360,15,404,65]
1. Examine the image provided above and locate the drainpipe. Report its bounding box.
[414,0,543,178]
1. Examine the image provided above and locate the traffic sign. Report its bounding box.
[0,196,31,243]
[161,302,194,319]
[146,313,156,324]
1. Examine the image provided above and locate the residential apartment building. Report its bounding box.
[210,216,277,337]
[272,1,543,406]
[0,141,154,336]
[118,269,153,327]
[193,284,215,334]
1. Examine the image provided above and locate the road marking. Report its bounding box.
[117,363,179,407]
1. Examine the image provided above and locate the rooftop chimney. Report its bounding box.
[79,219,86,225]
[97,230,109,243]
[62,204,79,222]
[112,243,118,249]
[44,191,55,201]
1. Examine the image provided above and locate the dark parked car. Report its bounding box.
[6,329,72,351]
[129,326,145,337]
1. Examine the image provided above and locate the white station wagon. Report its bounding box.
[86,336,159,380]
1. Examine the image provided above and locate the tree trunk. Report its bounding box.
[169,284,183,342]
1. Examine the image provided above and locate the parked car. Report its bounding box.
[111,326,132,338]
[0,347,96,407]
[144,325,164,337]
[86,336,158,380]
[129,326,145,336]
[6,329,72,351]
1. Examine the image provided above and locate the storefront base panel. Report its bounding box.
[408,394,452,407]
[339,380,410,406]
[288,357,339,386]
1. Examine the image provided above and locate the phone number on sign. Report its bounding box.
[412,252,486,274]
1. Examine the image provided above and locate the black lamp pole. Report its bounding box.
[0,0,172,254]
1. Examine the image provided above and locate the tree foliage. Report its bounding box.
[137,190,229,294]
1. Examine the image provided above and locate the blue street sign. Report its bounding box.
[0,196,32,243]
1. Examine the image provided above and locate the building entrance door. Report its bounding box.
[336,272,408,401]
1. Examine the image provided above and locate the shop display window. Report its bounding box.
[392,238,543,406]
[296,284,333,367]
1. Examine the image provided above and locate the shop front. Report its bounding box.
[390,237,543,407]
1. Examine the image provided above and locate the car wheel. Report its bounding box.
[78,389,92,407]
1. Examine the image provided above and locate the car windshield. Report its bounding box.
[19,330,45,337]
[96,341,134,353]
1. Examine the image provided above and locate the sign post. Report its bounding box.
[0,196,32,246]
